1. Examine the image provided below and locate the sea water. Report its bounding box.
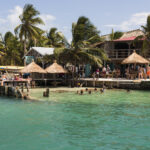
[0,90,150,150]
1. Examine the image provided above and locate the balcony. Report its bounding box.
[107,49,140,60]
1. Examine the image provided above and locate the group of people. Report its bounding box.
[93,65,121,78]
[125,65,150,79]
[0,73,32,86]
[76,87,105,95]
[93,65,111,78]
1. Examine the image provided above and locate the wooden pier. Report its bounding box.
[77,78,150,90]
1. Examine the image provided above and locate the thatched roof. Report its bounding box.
[122,51,149,64]
[45,61,67,74]
[101,29,144,41]
[20,62,46,73]
[120,29,144,39]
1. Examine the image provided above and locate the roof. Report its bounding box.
[113,36,137,41]
[120,29,144,39]
[122,51,149,64]
[45,61,68,74]
[101,29,145,42]
[25,47,54,57]
[0,66,24,70]
[20,62,46,73]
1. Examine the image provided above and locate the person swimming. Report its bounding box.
[85,88,88,91]
[127,89,130,92]
[100,88,104,93]
[94,88,97,91]
[80,90,84,95]
[88,90,92,94]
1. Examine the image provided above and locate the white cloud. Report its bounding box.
[7,6,22,28]
[0,5,71,41]
[39,14,56,30]
[0,5,56,34]
[105,12,150,31]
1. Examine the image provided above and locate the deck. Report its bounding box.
[77,78,150,90]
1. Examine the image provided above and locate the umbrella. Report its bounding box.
[45,61,67,73]
[45,60,67,86]
[122,50,149,64]
[20,62,46,73]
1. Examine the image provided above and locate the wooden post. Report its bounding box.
[85,81,87,87]
[53,74,56,87]
[21,83,24,92]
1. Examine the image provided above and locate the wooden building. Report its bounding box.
[96,29,150,65]
[24,47,54,64]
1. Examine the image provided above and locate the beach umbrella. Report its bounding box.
[122,50,149,64]
[20,62,46,73]
[45,60,67,74]
[45,60,67,86]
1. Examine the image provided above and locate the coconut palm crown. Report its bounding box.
[14,4,44,65]
[56,16,108,67]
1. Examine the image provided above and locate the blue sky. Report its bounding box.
[0,0,150,41]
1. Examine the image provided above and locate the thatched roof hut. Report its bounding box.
[45,61,67,74]
[20,62,46,73]
[122,51,149,64]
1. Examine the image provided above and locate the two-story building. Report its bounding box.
[96,29,150,68]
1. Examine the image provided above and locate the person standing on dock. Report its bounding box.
[96,68,100,79]
[147,65,150,79]
[138,66,143,79]
[106,65,111,75]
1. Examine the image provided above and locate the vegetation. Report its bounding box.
[109,29,123,40]
[0,4,108,67]
[1,3,150,67]
[141,16,150,57]
[14,4,44,65]
[57,16,108,67]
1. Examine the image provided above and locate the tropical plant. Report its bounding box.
[56,16,108,67]
[0,33,6,56]
[47,28,66,48]
[110,29,123,40]
[1,32,23,65]
[14,4,44,65]
[134,15,150,57]
[53,16,108,85]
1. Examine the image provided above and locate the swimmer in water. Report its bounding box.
[127,89,130,92]
[88,90,92,94]
[100,88,104,93]
[94,88,97,91]
[80,90,83,95]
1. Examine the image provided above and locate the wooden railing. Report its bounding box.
[107,49,141,59]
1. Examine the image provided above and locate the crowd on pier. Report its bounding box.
[68,64,150,80]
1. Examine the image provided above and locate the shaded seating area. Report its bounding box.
[20,61,46,87]
[45,60,68,86]
[122,50,149,79]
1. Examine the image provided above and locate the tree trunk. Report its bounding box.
[24,39,27,66]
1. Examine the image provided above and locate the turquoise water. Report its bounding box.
[0,90,150,150]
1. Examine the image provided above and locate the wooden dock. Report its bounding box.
[77,78,150,90]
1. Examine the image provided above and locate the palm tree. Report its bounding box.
[58,16,108,66]
[47,27,66,48]
[2,32,23,65]
[135,16,150,57]
[56,16,108,85]
[141,16,150,57]
[14,4,44,65]
[110,29,123,40]
[0,34,6,56]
